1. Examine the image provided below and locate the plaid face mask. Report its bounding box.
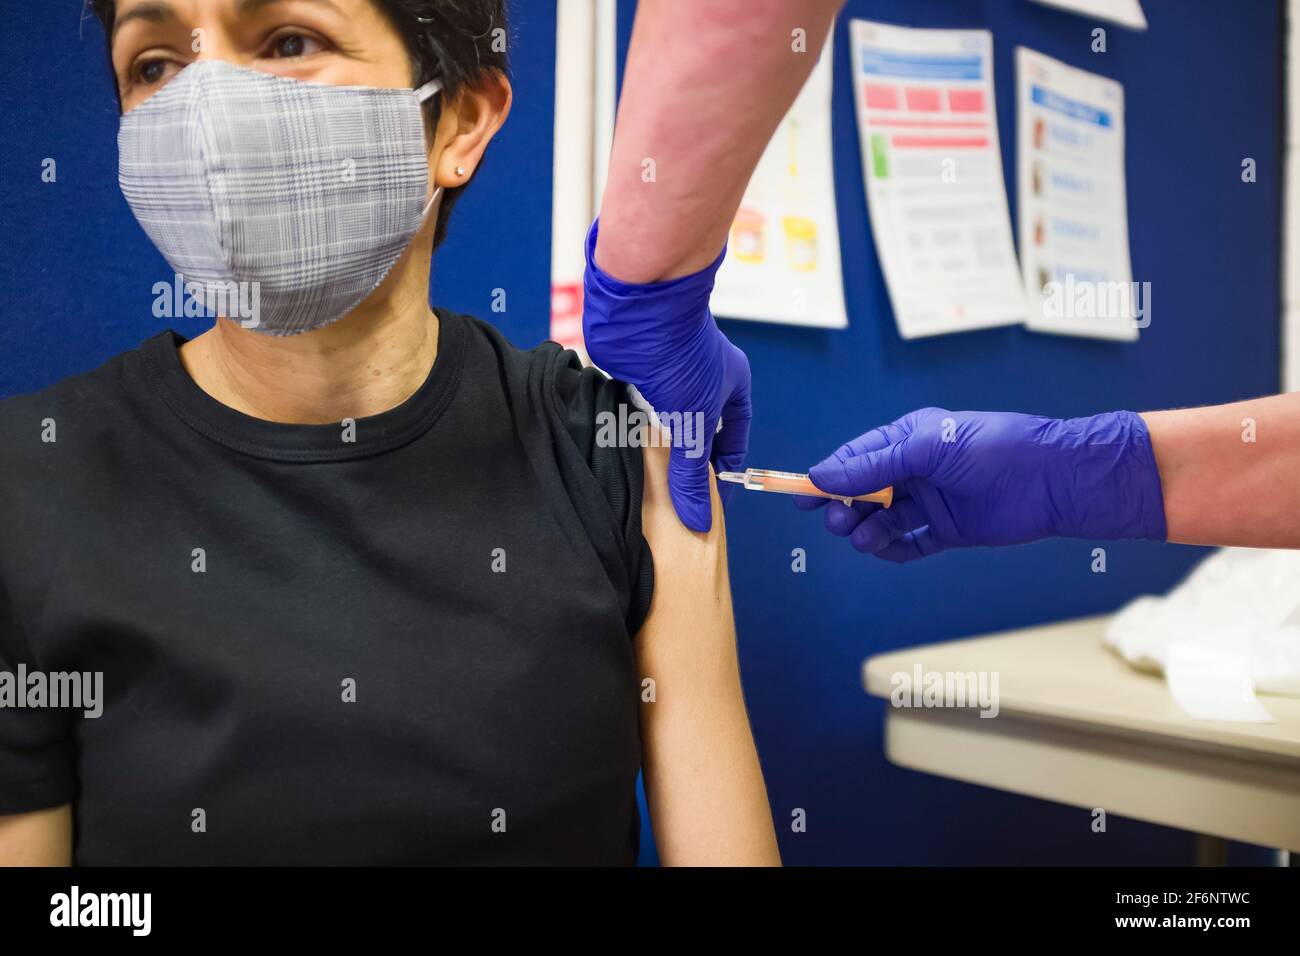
[119,60,444,336]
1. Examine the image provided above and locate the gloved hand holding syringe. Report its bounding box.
[718,468,893,508]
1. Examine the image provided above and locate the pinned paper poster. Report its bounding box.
[1027,0,1147,31]
[849,20,1025,339]
[711,31,847,329]
[548,0,617,360]
[1016,48,1139,341]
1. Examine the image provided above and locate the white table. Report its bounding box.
[863,615,1300,855]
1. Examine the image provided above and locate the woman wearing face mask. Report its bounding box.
[0,0,779,866]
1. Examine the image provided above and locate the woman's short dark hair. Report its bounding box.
[86,0,511,249]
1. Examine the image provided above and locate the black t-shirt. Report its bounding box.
[0,308,653,865]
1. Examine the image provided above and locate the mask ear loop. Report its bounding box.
[414,78,445,219]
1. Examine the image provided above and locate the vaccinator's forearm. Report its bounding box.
[595,0,843,283]
[1142,393,1300,548]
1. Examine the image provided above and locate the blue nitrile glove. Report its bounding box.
[796,407,1167,561]
[582,219,753,532]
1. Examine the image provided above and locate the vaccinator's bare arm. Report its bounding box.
[595,0,844,283]
[1142,393,1300,548]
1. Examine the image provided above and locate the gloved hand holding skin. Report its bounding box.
[583,220,752,533]
[797,407,1168,561]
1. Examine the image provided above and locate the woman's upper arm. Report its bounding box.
[0,804,73,866]
[634,440,780,865]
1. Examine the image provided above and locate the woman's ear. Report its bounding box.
[431,71,512,189]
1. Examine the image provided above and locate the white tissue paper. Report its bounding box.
[1105,548,1300,722]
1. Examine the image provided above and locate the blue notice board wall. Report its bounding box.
[616,0,1281,864]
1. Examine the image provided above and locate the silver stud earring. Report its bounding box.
[455,166,466,177]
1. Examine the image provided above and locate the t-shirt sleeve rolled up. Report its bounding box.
[547,350,656,639]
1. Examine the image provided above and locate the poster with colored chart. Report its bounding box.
[710,31,848,329]
[849,20,1025,339]
[1016,47,1137,341]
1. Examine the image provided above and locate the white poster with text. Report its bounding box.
[850,20,1025,338]
[1017,47,1140,340]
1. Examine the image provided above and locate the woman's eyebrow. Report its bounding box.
[236,0,347,16]
[112,1,180,39]
[114,0,346,40]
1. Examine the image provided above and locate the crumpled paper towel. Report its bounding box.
[1105,548,1300,721]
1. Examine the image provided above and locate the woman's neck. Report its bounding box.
[178,238,438,425]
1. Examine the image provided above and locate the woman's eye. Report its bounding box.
[135,59,174,86]
[268,33,323,59]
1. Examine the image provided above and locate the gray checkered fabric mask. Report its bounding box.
[119,60,444,336]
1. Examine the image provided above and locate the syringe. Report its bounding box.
[717,468,893,508]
